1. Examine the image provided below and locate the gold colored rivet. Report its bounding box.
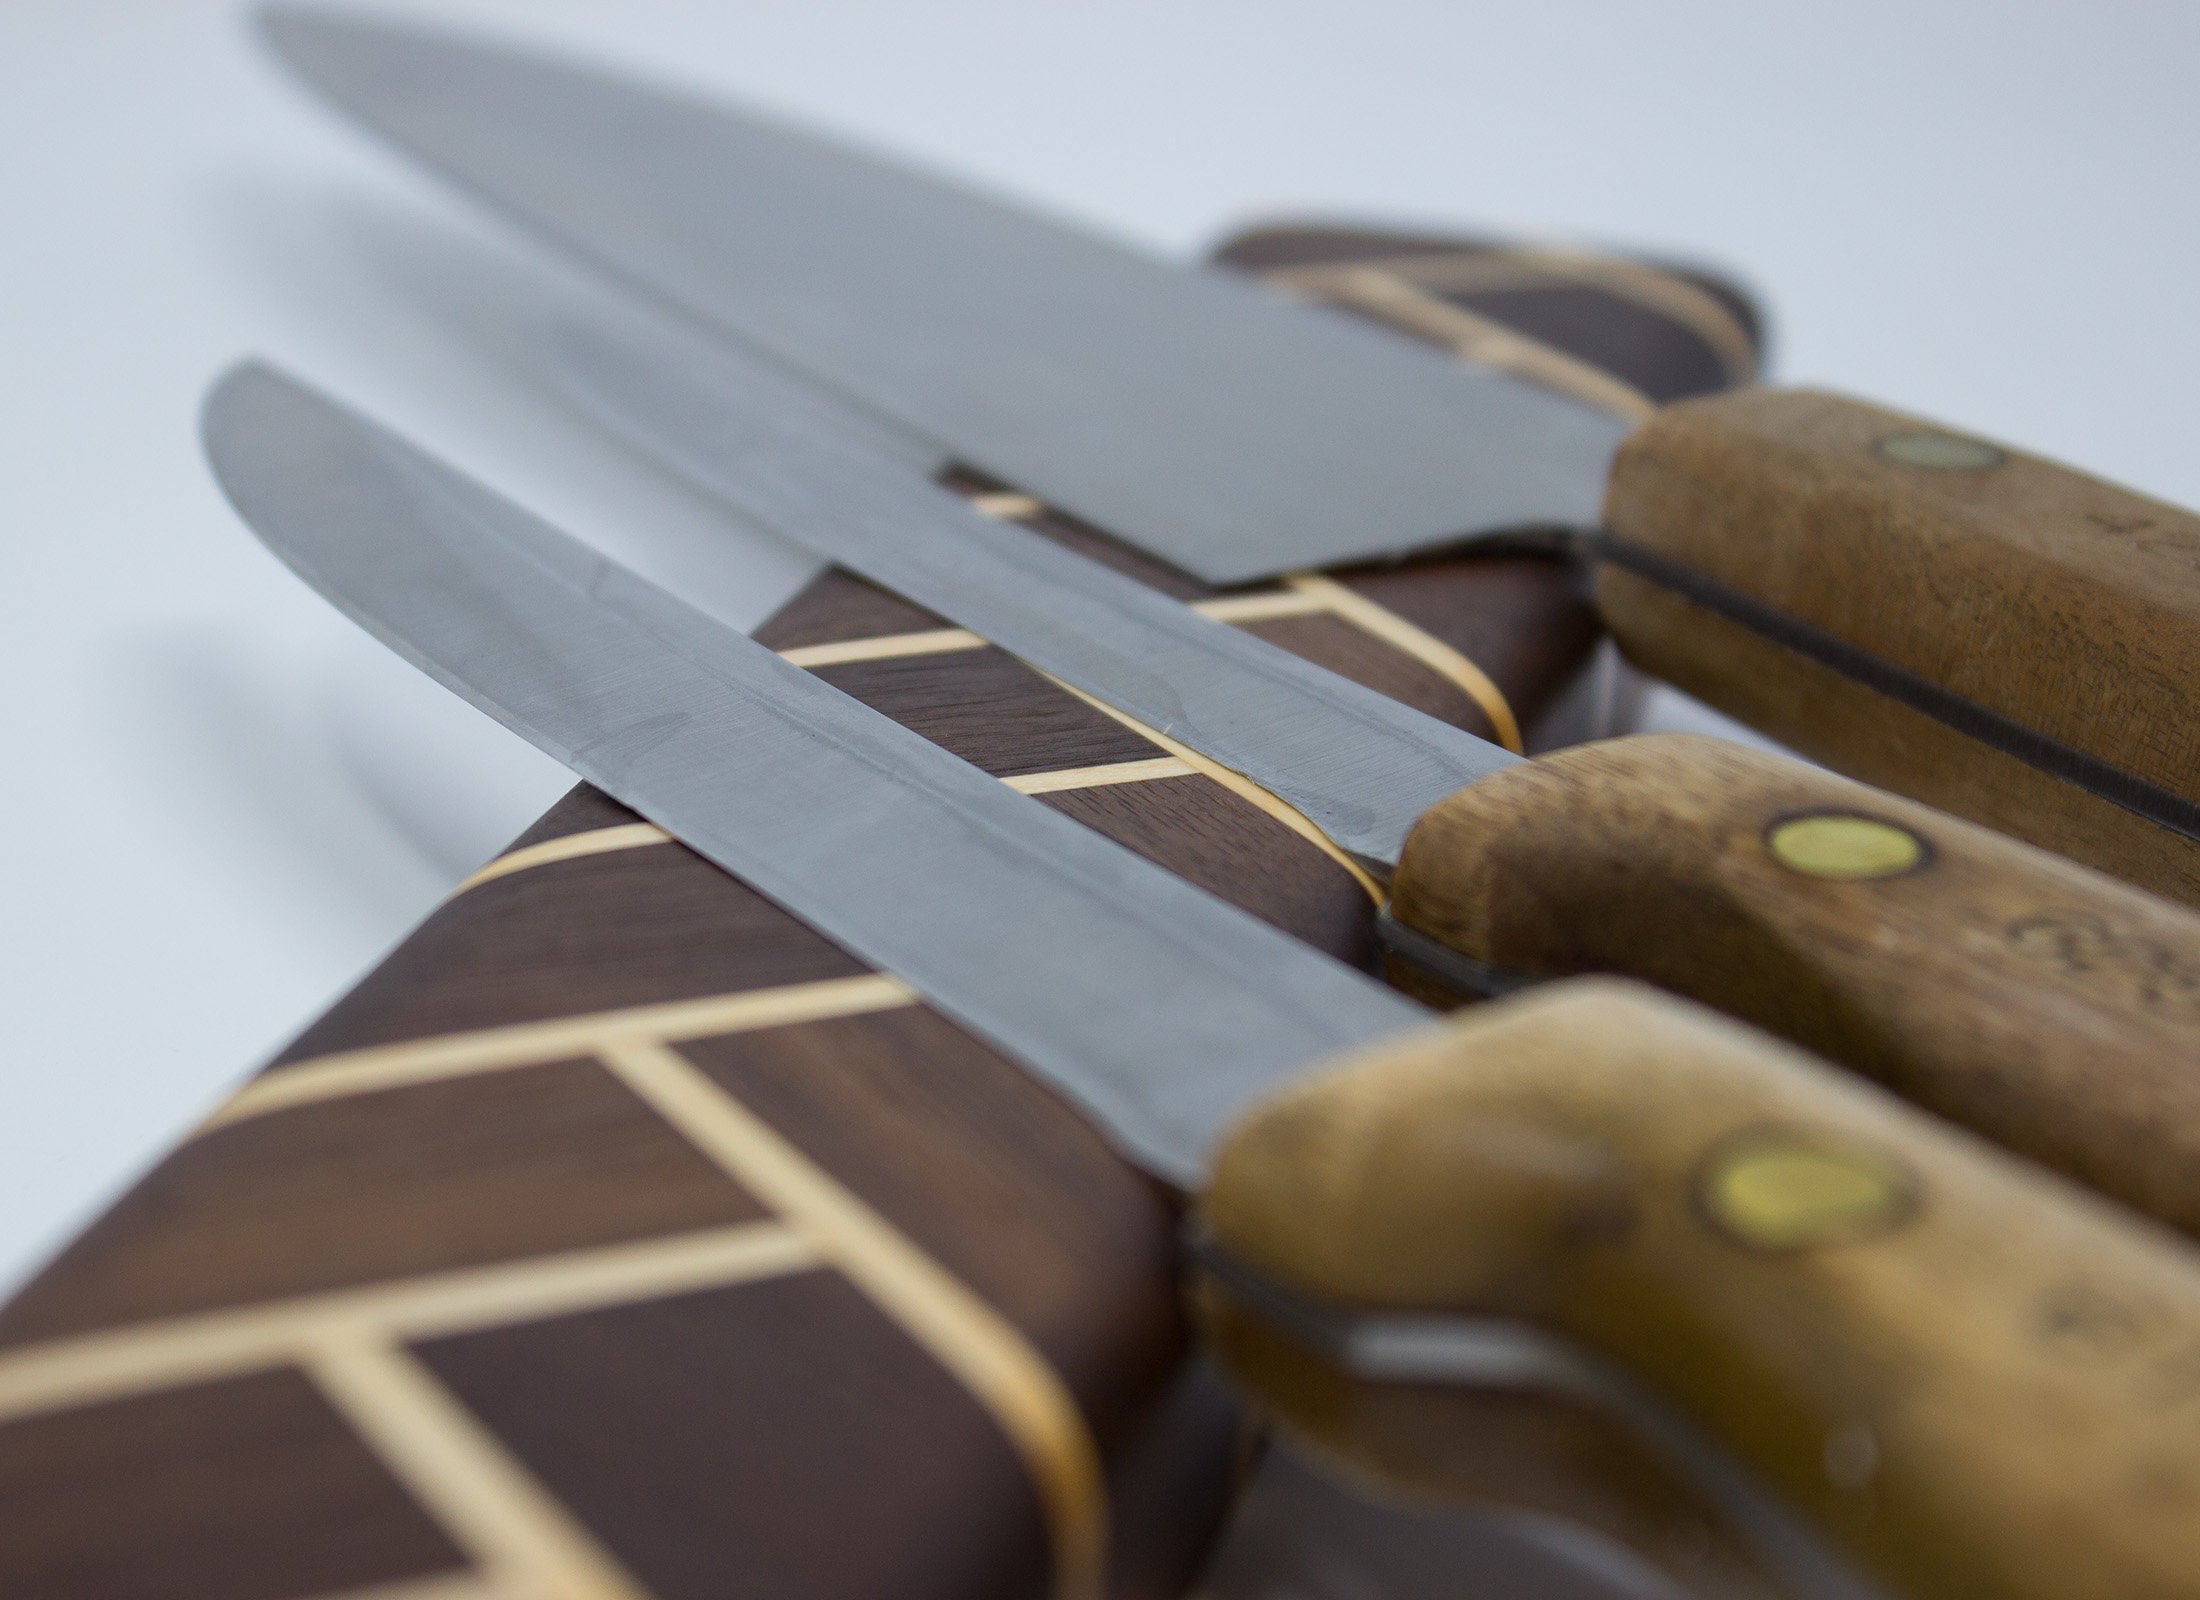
[1767,814,1925,879]
[1699,1132,1916,1251]
[1878,431,2004,471]
[968,491,1044,519]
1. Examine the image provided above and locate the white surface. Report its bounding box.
[2,0,2196,1292]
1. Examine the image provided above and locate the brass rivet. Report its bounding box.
[1767,814,1925,879]
[1699,1131,1916,1251]
[1878,431,2004,471]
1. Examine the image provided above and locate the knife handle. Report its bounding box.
[1389,732,2200,1237]
[1200,978,2200,1600]
[1592,387,2200,905]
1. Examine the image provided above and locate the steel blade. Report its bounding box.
[258,5,1628,584]
[200,363,1429,1184]
[551,314,1520,872]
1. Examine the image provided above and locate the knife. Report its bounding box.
[258,5,2200,905]
[546,312,2200,1243]
[201,361,2200,1600]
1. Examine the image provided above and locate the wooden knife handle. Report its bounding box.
[1389,733,2200,1239]
[1595,387,2200,904]
[1201,978,2200,1600]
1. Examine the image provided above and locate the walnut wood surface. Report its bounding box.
[0,233,1760,1600]
[1391,733,2200,1237]
[1598,388,2200,902]
[1202,979,2200,1600]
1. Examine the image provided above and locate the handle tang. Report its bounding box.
[1388,733,2200,1237]
[1201,978,2200,1600]
[1595,387,2200,904]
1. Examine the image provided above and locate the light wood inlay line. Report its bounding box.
[1293,266,1655,424]
[0,1223,815,1425]
[969,491,1044,519]
[1004,757,1198,795]
[780,628,986,668]
[1268,248,1759,384]
[449,763,1204,893]
[603,1039,1108,1600]
[204,975,919,1130]
[1042,676,1386,904]
[452,824,673,897]
[312,1336,649,1600]
[1193,591,1329,623]
[1405,246,1760,382]
[1284,572,1526,754]
[774,592,1324,672]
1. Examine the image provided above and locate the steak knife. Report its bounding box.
[202,362,2200,1600]
[551,313,2200,1243]
[258,5,2200,903]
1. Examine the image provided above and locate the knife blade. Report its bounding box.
[199,360,1426,1187]
[253,3,1627,586]
[548,310,2200,1244]
[198,362,2200,1600]
[550,316,1518,876]
[258,4,2200,909]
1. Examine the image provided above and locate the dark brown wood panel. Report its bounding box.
[683,1015,1185,1422]
[418,1270,1047,1600]
[0,1060,766,1346]
[0,226,1764,1600]
[0,1368,468,1600]
[275,852,870,1061]
[810,647,1165,778]
[1237,611,1495,736]
[1338,555,1605,722]
[1035,779,1377,965]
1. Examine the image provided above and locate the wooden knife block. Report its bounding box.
[0,231,1762,1600]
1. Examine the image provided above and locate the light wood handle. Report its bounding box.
[1389,732,2200,1237]
[1201,978,2200,1600]
[1595,387,2200,904]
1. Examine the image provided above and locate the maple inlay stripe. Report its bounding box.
[204,975,919,1129]
[969,491,1044,518]
[1004,756,1196,794]
[1365,245,1761,382]
[1044,676,1386,903]
[1283,572,1526,753]
[311,1336,648,1600]
[780,628,986,669]
[0,1222,815,1425]
[603,1039,1107,1600]
[451,824,672,895]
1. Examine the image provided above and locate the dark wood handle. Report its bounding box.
[1203,979,2200,1600]
[1391,732,2200,1238]
[1597,387,2200,904]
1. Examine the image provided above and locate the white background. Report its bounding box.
[3,0,2196,1293]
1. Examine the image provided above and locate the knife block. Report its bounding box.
[0,231,1761,1600]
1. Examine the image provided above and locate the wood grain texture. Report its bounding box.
[1599,387,2200,899]
[1594,562,2200,904]
[0,230,1762,1600]
[1391,732,2200,1236]
[1202,978,2200,1600]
